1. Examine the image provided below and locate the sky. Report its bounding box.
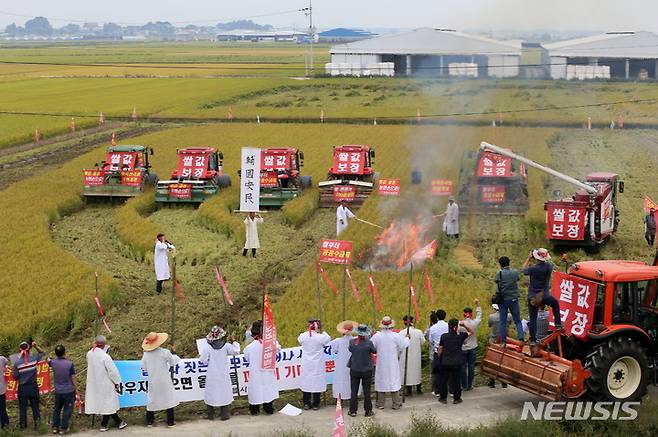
[1,0,657,32]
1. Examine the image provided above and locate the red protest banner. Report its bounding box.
[261,152,290,170]
[344,268,361,302]
[430,179,453,196]
[319,239,353,265]
[643,194,658,214]
[261,294,278,370]
[423,269,435,303]
[317,262,338,293]
[83,170,104,186]
[479,185,506,203]
[546,203,587,241]
[377,178,401,196]
[259,175,278,188]
[367,274,383,311]
[106,152,136,170]
[4,361,52,401]
[333,185,356,203]
[333,149,364,175]
[409,284,421,323]
[169,183,192,199]
[477,152,511,178]
[178,153,209,179]
[332,396,347,437]
[214,267,234,305]
[549,272,597,339]
[120,170,142,187]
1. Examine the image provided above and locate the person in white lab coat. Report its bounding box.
[371,317,409,410]
[442,196,460,238]
[154,234,175,294]
[243,212,263,258]
[140,332,180,428]
[298,319,331,410]
[199,326,240,421]
[329,321,357,402]
[84,336,127,432]
[336,201,356,237]
[398,315,425,396]
[243,321,281,415]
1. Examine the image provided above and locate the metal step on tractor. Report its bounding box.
[257,148,312,208]
[155,147,230,204]
[480,142,623,248]
[482,253,658,402]
[82,145,157,198]
[318,145,377,208]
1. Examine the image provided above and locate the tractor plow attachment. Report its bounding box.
[481,332,591,401]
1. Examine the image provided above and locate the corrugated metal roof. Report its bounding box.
[331,28,521,56]
[545,31,658,59]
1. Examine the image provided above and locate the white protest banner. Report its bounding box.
[239,147,261,212]
[116,345,338,407]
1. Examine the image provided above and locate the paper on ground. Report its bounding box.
[280,403,302,416]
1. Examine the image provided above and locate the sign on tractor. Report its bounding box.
[431,179,453,196]
[477,151,512,178]
[333,185,356,202]
[480,185,506,203]
[84,170,104,186]
[546,204,587,241]
[377,178,400,196]
[319,239,353,265]
[548,272,597,339]
[169,183,192,199]
[120,171,142,187]
[334,150,364,175]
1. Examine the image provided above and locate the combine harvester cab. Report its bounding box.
[457,148,529,215]
[480,142,623,248]
[82,145,157,198]
[155,147,230,204]
[482,256,658,402]
[257,148,312,208]
[318,145,377,208]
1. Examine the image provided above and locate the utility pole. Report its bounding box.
[301,0,315,76]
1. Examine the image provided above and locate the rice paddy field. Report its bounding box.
[1,41,658,430]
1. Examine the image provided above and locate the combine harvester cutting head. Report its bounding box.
[155,147,230,204]
[318,145,377,208]
[82,145,157,198]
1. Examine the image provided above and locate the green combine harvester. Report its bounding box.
[82,145,157,198]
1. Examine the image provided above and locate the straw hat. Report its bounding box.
[380,316,395,329]
[532,248,551,262]
[142,332,169,352]
[337,320,358,335]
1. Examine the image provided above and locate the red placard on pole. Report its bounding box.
[319,239,353,265]
[377,178,401,196]
[430,179,453,196]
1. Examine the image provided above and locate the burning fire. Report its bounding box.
[367,215,436,271]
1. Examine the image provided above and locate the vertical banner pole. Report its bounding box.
[342,267,347,321]
[171,255,177,347]
[368,265,377,329]
[315,259,323,323]
[402,261,413,404]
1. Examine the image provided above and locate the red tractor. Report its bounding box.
[318,145,377,208]
[481,142,624,248]
[482,253,658,402]
[257,148,311,207]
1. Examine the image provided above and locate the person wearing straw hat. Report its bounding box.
[140,332,180,428]
[348,324,376,417]
[371,316,409,410]
[298,318,331,410]
[85,336,127,432]
[398,315,425,396]
[199,326,240,421]
[330,321,358,403]
[243,321,281,415]
[522,248,562,345]
[442,196,460,238]
[243,212,263,258]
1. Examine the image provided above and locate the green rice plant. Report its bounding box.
[196,186,244,248]
[281,188,319,228]
[114,190,159,261]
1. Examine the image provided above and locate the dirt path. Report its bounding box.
[453,244,484,270]
[68,387,538,436]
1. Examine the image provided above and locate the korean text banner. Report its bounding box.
[546,204,587,240]
[319,239,353,265]
[477,152,511,178]
[377,178,401,196]
[239,148,261,212]
[4,361,52,401]
[549,272,597,339]
[114,346,337,407]
[430,179,453,196]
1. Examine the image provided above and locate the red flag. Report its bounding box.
[174,279,185,303]
[262,294,278,370]
[409,283,420,323]
[93,296,104,317]
[332,395,347,437]
[75,391,84,414]
[643,194,658,214]
[344,268,361,302]
[214,267,234,305]
[423,269,435,304]
[410,240,437,264]
[317,262,338,294]
[368,274,383,311]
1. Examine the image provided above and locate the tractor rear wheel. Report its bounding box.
[585,336,648,402]
[146,172,159,187]
[218,175,231,188]
[300,175,312,190]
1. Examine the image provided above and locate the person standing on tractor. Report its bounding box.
[494,256,525,345]
[154,234,175,294]
[336,201,355,237]
[243,212,263,258]
[442,196,460,239]
[522,248,562,345]
[644,207,656,247]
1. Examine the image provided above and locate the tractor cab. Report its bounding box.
[327,145,375,181]
[318,145,378,207]
[252,147,311,208]
[170,147,223,180]
[83,145,156,198]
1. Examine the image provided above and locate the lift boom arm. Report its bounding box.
[480,142,597,195]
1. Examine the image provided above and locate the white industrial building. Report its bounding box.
[545,31,658,80]
[327,28,521,78]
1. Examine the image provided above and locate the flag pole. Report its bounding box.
[368,264,377,328]
[342,267,347,321]
[402,260,413,404]
[315,260,324,323]
[171,255,177,348]
[94,272,99,339]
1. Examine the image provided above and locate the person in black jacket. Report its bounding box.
[436,319,473,405]
[347,325,376,417]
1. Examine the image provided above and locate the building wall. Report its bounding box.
[330,53,381,66]
[487,55,519,78]
[550,56,567,79]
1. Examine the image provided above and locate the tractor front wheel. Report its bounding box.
[218,175,231,188]
[585,336,648,402]
[300,175,312,190]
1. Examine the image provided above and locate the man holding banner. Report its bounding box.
[244,320,281,415]
[243,212,263,258]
